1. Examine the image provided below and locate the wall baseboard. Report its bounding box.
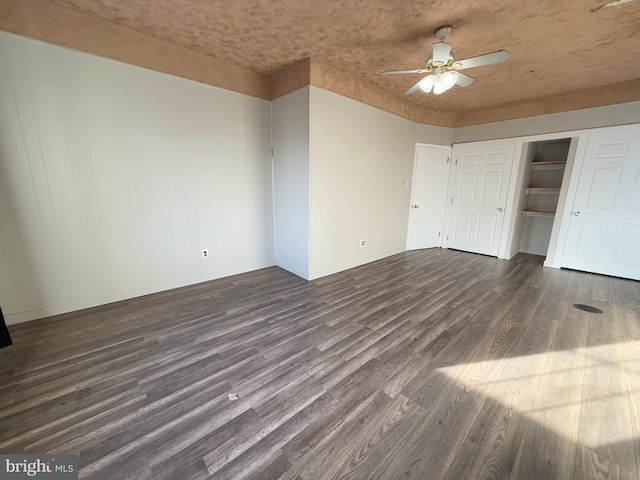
[503,248,521,260]
[5,262,275,325]
[308,247,405,280]
[518,247,547,257]
[275,259,310,280]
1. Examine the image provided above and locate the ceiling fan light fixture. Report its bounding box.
[433,79,446,95]
[384,26,508,96]
[443,71,457,88]
[432,71,456,95]
[419,75,435,93]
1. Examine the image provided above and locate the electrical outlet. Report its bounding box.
[201,248,209,259]
[359,239,366,248]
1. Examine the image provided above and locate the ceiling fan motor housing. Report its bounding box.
[435,25,452,42]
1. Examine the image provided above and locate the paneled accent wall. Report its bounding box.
[0,32,274,324]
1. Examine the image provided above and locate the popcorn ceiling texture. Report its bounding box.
[269,58,311,100]
[266,58,456,125]
[2,0,640,126]
[309,59,456,126]
[0,0,271,99]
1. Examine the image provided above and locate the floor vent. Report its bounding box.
[573,304,603,314]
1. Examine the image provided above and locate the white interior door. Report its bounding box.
[561,129,640,280]
[446,143,515,256]
[407,145,451,250]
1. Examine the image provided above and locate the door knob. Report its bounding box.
[573,211,581,216]
[411,204,419,209]
[497,207,504,212]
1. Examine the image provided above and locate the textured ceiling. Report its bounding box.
[50,0,640,114]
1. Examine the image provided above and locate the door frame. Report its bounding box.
[406,143,452,250]
[442,140,521,258]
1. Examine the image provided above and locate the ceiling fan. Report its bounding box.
[382,26,509,95]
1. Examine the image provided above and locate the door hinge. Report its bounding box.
[455,158,458,165]
[438,231,441,237]
[450,198,453,204]
[447,157,450,163]
[446,235,449,240]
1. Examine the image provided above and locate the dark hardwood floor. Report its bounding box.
[1,249,639,480]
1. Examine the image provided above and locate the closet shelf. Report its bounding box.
[522,210,556,217]
[531,161,566,170]
[526,187,561,194]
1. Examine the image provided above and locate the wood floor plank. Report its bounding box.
[510,274,591,480]
[574,446,639,480]
[207,391,338,479]
[78,380,233,473]
[0,250,638,480]
[379,381,486,479]
[576,303,638,474]
[150,407,259,480]
[309,394,424,480]
[616,302,640,478]
[0,378,144,449]
[442,391,529,480]
[442,271,563,480]
[291,390,393,479]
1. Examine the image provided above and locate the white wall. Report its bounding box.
[308,87,415,279]
[453,102,640,144]
[415,123,454,146]
[519,216,554,256]
[271,87,310,278]
[0,32,274,324]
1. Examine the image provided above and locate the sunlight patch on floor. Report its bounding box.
[438,341,639,448]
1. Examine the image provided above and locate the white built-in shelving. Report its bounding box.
[517,139,571,256]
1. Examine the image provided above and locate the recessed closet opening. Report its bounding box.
[513,138,572,259]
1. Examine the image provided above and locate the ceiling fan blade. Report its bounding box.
[382,69,425,75]
[455,72,475,87]
[456,50,509,70]
[405,79,424,95]
[432,42,452,63]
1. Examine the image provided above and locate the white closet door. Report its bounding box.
[406,145,451,250]
[562,129,640,280]
[447,143,515,257]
